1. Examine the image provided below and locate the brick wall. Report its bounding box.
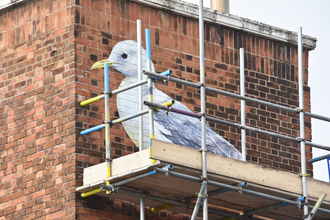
[0,0,77,219]
[0,0,313,219]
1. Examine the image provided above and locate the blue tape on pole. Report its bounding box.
[149,170,157,175]
[104,63,109,91]
[280,203,288,207]
[327,156,330,182]
[145,29,151,60]
[80,124,105,135]
[154,70,173,80]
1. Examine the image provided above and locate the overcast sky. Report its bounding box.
[186,0,330,182]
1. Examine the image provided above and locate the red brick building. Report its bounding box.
[0,0,317,219]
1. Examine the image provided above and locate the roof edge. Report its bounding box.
[131,0,317,50]
[1,0,317,50]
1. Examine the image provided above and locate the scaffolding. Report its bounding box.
[76,1,330,219]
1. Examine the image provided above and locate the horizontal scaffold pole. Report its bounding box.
[116,187,260,220]
[144,101,200,118]
[80,95,105,106]
[308,154,330,163]
[143,70,330,123]
[143,100,330,152]
[80,100,175,136]
[154,168,330,215]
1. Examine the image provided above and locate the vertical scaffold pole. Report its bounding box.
[138,20,143,151]
[104,63,111,195]
[137,20,145,220]
[191,0,208,219]
[240,48,246,161]
[146,29,155,139]
[298,27,308,217]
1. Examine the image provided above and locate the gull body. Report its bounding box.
[95,40,241,159]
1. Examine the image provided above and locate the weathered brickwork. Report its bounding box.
[0,0,313,219]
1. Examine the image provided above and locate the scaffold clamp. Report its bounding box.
[199,147,209,152]
[165,106,172,116]
[297,137,306,143]
[100,184,116,193]
[300,173,310,177]
[296,107,304,113]
[195,192,208,199]
[237,184,243,195]
[104,120,113,127]
[102,90,113,98]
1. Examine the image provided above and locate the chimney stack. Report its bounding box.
[211,0,229,13]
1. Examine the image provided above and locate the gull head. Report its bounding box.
[91,40,151,79]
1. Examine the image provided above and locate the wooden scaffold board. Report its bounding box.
[76,139,330,220]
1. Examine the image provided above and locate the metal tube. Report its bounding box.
[298,27,308,216]
[151,203,174,213]
[80,95,105,106]
[111,101,175,127]
[154,70,173,80]
[191,181,207,220]
[140,190,145,220]
[154,169,307,208]
[143,74,330,124]
[145,29,155,140]
[198,0,208,218]
[305,193,327,220]
[305,112,330,123]
[104,63,111,195]
[306,141,330,151]
[144,101,330,152]
[111,79,147,96]
[80,188,102,198]
[144,101,200,118]
[112,110,149,125]
[154,169,330,215]
[243,201,289,217]
[116,187,268,220]
[240,48,246,162]
[205,115,298,142]
[143,70,200,88]
[80,124,105,135]
[308,154,330,163]
[102,164,173,187]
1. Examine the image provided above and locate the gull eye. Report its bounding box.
[122,53,128,59]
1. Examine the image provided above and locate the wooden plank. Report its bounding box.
[84,149,155,185]
[149,139,330,203]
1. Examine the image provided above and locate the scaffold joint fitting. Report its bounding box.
[195,192,208,198]
[102,90,113,98]
[199,177,208,182]
[197,82,205,87]
[165,106,172,116]
[104,120,113,127]
[296,107,304,113]
[199,148,209,152]
[237,184,243,195]
[296,137,306,143]
[299,173,310,177]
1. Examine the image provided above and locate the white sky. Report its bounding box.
[186,0,330,182]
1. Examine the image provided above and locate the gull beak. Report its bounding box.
[90,59,118,70]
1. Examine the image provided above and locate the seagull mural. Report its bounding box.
[91,40,242,160]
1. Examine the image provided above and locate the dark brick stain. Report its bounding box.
[90,54,97,61]
[155,29,159,45]
[215,63,227,70]
[101,31,112,39]
[102,38,109,45]
[182,17,187,35]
